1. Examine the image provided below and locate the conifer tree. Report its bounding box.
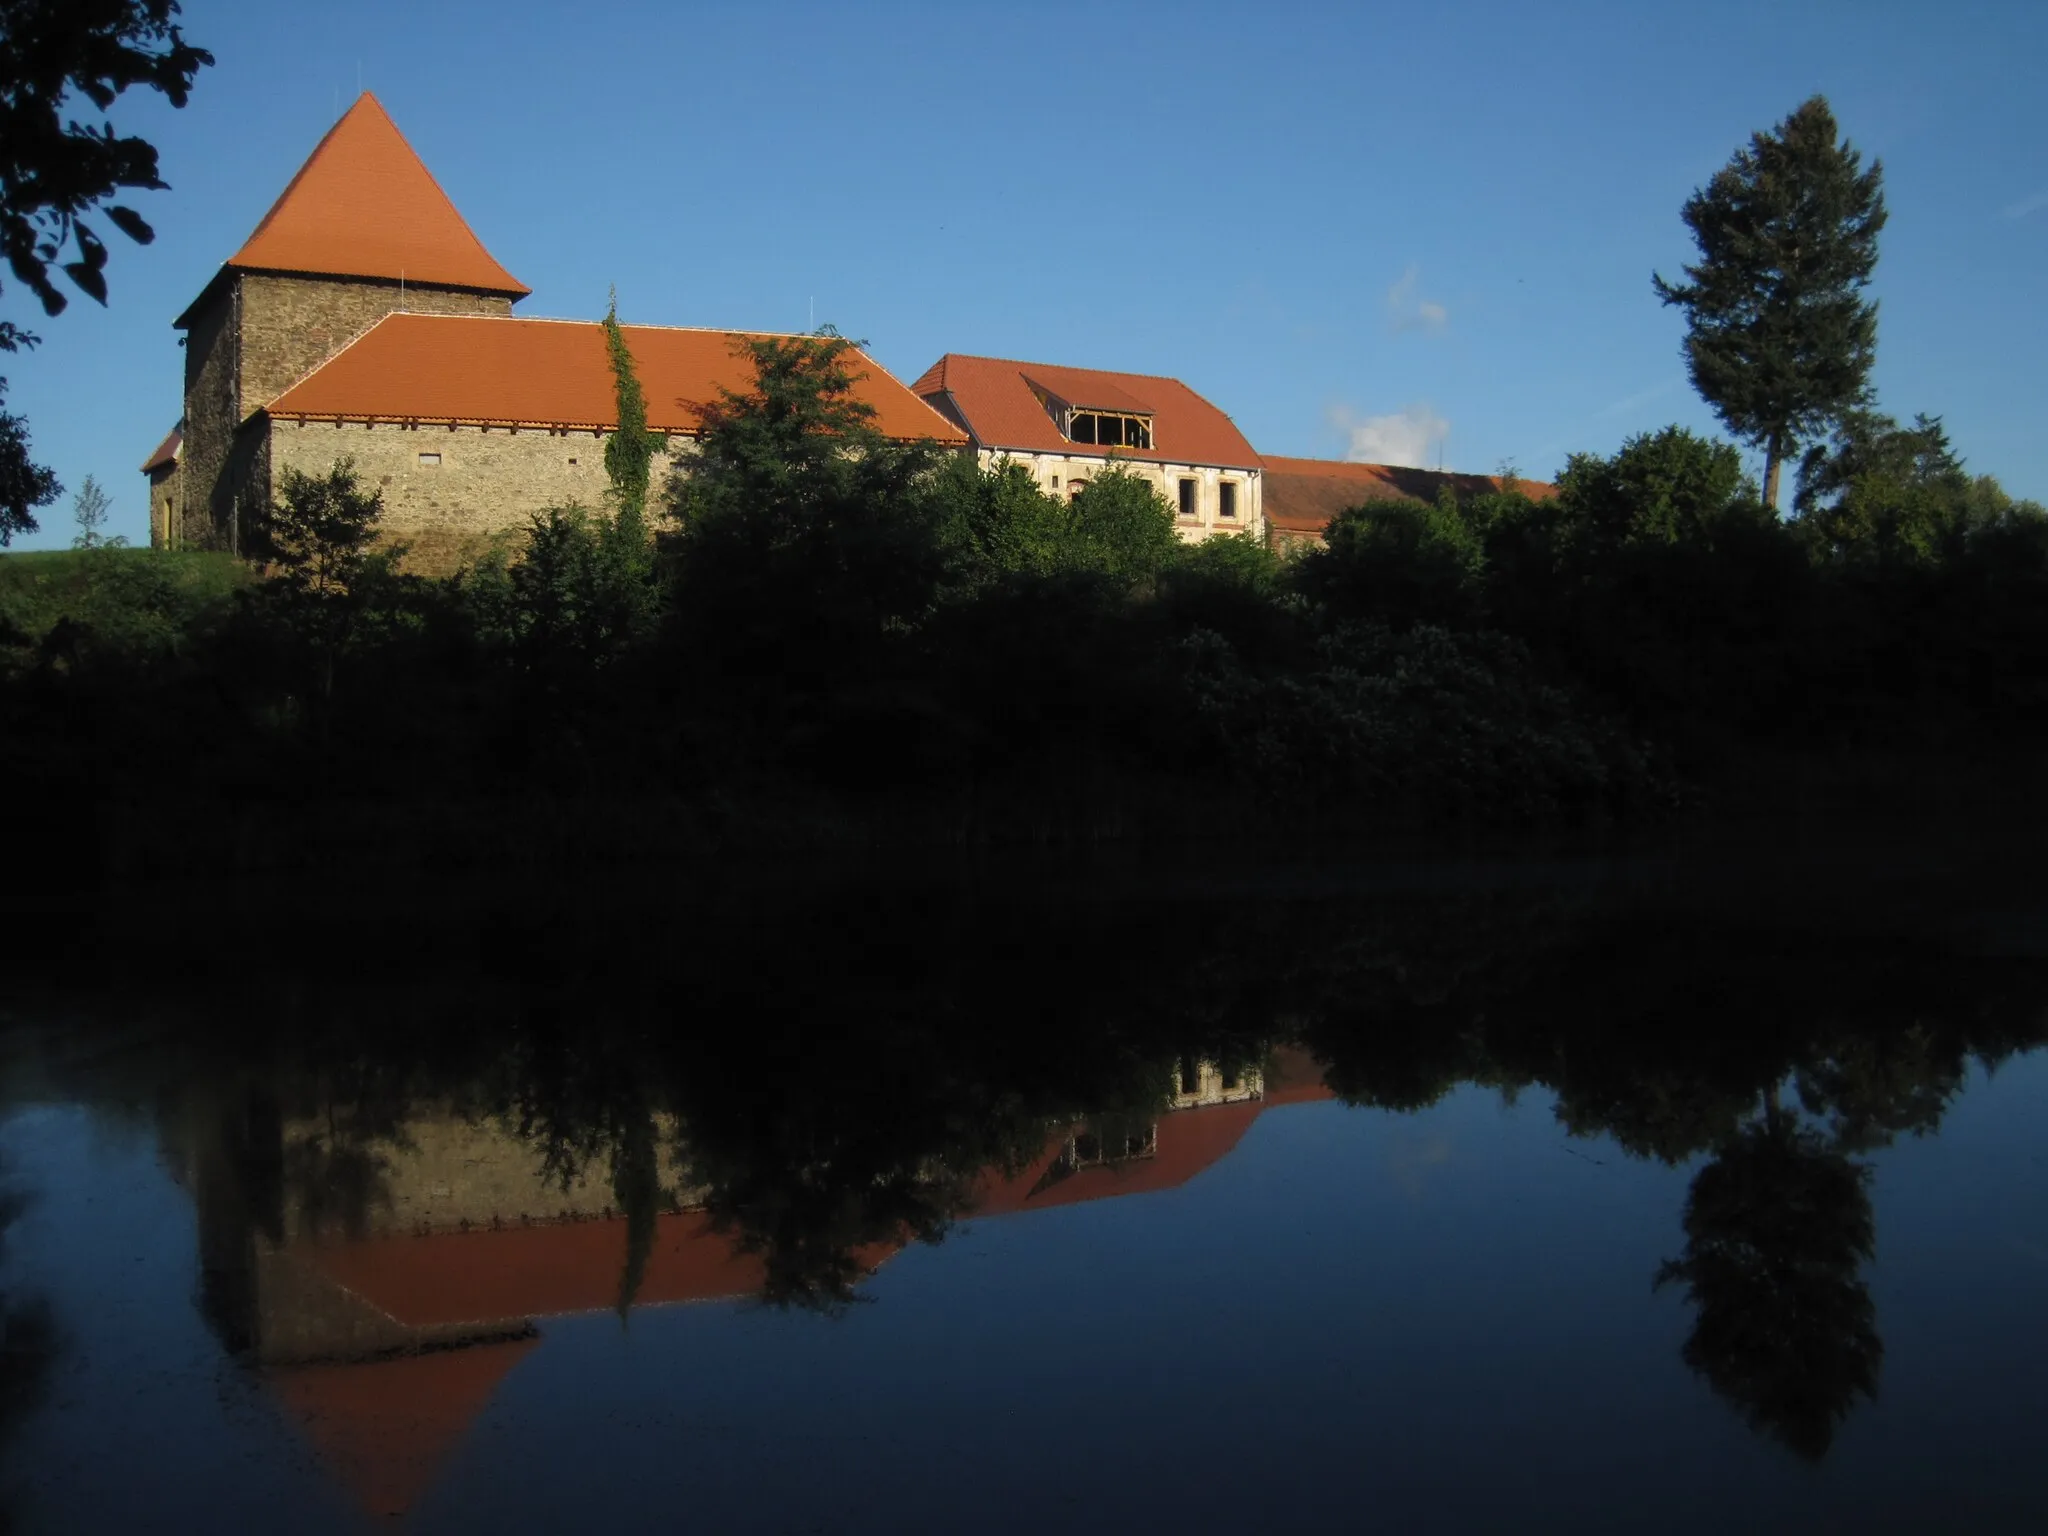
[1654,97,1887,510]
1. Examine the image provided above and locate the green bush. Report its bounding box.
[1294,494,1485,630]
[1181,620,1662,825]
[0,546,247,672]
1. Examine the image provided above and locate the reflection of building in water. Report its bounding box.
[978,1048,1331,1217]
[167,1048,1332,1521]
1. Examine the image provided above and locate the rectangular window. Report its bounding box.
[418,452,441,467]
[1178,478,1198,518]
[1219,481,1238,519]
[1050,475,1061,491]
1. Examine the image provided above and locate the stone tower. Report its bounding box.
[161,94,529,551]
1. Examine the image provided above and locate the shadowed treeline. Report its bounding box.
[8,860,2045,1465]
[8,336,2048,886]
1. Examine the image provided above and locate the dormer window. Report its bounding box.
[1065,410,1153,450]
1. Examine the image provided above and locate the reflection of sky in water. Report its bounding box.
[4,1059,2048,1535]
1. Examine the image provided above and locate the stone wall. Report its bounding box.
[270,419,686,571]
[168,272,517,552]
[146,460,180,548]
[279,1110,701,1242]
[265,423,1262,571]
[973,448,1265,543]
[175,284,239,549]
[236,273,513,419]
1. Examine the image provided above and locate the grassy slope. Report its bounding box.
[0,547,248,644]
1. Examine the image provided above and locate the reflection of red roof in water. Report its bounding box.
[974,1099,1268,1215]
[270,1335,538,1521]
[308,1211,773,1328]
[971,1065,1335,1216]
[270,1059,1334,1519]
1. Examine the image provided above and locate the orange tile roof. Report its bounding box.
[140,425,181,474]
[912,354,1262,471]
[1262,454,1557,535]
[212,93,526,298]
[267,313,970,444]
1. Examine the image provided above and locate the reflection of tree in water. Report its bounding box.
[1655,1091,1881,1461]
[34,874,2048,1446]
[1287,898,2048,1461]
[280,1121,399,1241]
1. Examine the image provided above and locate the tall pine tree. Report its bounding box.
[1654,96,1886,511]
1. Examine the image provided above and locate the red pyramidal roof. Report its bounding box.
[216,93,527,298]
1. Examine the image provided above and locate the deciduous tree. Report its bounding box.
[0,379,57,545]
[68,472,116,548]
[1554,425,1754,550]
[250,459,391,707]
[0,0,211,541]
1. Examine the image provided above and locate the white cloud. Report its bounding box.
[2003,189,2048,220]
[1386,264,1449,333]
[1327,402,1450,469]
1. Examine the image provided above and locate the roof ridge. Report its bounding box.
[936,351,1197,386]
[365,312,872,344]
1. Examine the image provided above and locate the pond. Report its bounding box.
[2,850,2046,1533]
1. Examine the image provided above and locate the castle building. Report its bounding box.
[149,95,964,567]
[149,95,1541,565]
[912,353,1266,541]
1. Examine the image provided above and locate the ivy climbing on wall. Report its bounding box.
[602,288,667,523]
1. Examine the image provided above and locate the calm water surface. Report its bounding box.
[2,855,2046,1533]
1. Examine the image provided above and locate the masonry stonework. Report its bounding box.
[271,420,686,571]
[177,283,239,549]
[236,274,513,419]
[170,274,518,552]
[146,459,181,547]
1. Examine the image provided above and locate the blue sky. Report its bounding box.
[5,0,2045,547]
